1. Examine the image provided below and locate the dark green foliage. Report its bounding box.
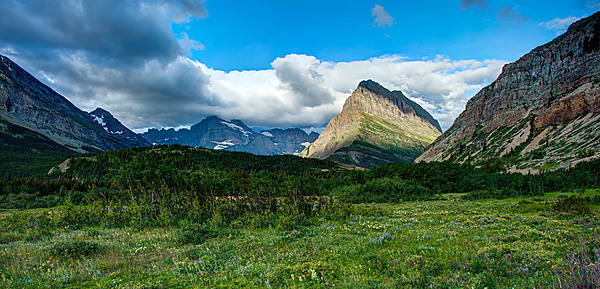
[0,118,80,179]
[50,241,102,259]
[1,144,599,227]
[177,220,218,245]
[369,161,476,194]
[333,177,437,203]
[551,195,600,214]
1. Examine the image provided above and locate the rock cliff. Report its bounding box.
[416,12,600,171]
[300,80,442,168]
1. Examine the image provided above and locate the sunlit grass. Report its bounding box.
[1,191,599,288]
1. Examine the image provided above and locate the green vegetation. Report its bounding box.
[1,145,599,287]
[0,118,80,179]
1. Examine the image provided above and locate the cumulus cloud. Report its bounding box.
[497,6,529,25]
[371,5,395,28]
[197,55,507,131]
[539,17,581,34]
[272,55,336,108]
[460,0,487,10]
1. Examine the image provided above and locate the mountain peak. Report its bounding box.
[349,80,442,133]
[300,80,442,168]
[90,107,112,116]
[88,108,150,147]
[89,107,116,122]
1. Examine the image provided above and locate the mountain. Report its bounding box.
[89,108,150,148]
[300,80,442,168]
[416,12,600,171]
[141,116,319,155]
[0,54,143,153]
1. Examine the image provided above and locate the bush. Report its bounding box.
[50,241,102,259]
[463,187,523,200]
[551,195,600,215]
[333,177,437,203]
[177,220,218,245]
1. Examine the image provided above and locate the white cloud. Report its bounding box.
[371,5,395,28]
[192,55,507,131]
[539,17,581,34]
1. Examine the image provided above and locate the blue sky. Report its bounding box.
[180,0,594,71]
[0,0,598,132]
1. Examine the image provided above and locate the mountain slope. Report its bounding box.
[142,116,319,155]
[89,108,150,148]
[0,54,138,153]
[0,117,78,179]
[300,80,442,168]
[416,12,600,171]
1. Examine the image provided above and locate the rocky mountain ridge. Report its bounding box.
[300,80,442,168]
[142,116,319,155]
[0,54,144,153]
[416,12,600,171]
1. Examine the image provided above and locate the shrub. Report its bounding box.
[333,177,437,203]
[177,220,218,245]
[50,241,102,259]
[463,187,522,200]
[551,196,600,215]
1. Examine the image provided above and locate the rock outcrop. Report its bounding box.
[0,54,142,152]
[416,12,600,170]
[300,80,442,168]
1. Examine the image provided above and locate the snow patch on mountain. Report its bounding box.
[261,131,274,137]
[212,139,235,150]
[301,142,311,147]
[221,121,251,136]
[91,115,106,127]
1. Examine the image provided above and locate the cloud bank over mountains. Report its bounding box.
[0,0,506,132]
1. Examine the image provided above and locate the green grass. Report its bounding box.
[2,191,599,288]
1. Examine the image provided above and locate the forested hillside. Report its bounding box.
[1,144,598,212]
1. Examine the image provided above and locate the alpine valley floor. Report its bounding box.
[2,189,599,288]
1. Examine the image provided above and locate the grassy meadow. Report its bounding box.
[1,145,599,288]
[2,190,600,288]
